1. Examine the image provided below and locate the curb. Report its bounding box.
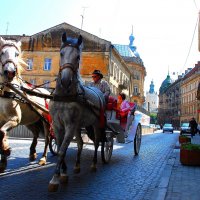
[150,146,177,200]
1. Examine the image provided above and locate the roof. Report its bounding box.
[159,74,173,94]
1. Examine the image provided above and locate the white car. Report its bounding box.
[163,123,174,133]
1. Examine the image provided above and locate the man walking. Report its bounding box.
[189,117,198,137]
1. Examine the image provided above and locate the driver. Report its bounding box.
[89,69,111,103]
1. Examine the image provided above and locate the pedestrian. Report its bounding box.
[189,117,198,137]
[89,69,111,103]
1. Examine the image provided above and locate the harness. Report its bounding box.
[0,43,19,71]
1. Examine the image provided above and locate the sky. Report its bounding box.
[0,0,200,93]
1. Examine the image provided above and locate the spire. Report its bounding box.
[129,25,135,46]
[149,80,155,94]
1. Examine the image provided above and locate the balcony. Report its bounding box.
[118,80,128,90]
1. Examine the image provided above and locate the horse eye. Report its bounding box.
[15,52,19,57]
[60,52,63,57]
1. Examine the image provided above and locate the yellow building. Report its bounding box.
[1,22,146,106]
[180,63,200,123]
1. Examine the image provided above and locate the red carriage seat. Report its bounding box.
[106,96,117,120]
[106,96,117,110]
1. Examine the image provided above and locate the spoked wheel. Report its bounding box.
[134,124,142,155]
[101,132,113,164]
[49,136,58,156]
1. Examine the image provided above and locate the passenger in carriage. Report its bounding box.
[117,93,136,136]
[118,93,131,114]
[89,70,111,103]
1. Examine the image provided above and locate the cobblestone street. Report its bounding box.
[0,131,179,200]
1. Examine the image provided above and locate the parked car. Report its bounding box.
[180,122,191,135]
[163,123,174,133]
[155,125,161,130]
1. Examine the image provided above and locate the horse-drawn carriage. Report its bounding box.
[0,34,142,192]
[48,94,142,164]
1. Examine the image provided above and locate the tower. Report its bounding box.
[146,80,158,113]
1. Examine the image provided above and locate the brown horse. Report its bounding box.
[0,37,51,173]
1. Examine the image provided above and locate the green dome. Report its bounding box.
[159,74,172,94]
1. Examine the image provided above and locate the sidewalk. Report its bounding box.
[151,134,200,200]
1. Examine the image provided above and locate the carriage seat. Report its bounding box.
[106,96,117,121]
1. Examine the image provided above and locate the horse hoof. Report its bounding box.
[48,183,59,192]
[38,158,46,166]
[3,148,11,157]
[73,167,80,174]
[29,153,37,161]
[60,174,68,184]
[0,166,5,173]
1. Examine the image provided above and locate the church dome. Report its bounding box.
[159,74,173,94]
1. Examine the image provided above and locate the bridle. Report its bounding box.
[58,43,81,92]
[0,43,20,70]
[59,42,80,73]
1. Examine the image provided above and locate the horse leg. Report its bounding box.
[27,122,42,162]
[29,132,38,162]
[73,129,83,174]
[0,131,8,173]
[48,128,71,192]
[60,157,68,184]
[0,154,7,173]
[38,122,50,166]
[90,127,101,172]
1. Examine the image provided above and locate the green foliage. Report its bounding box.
[181,143,200,150]
[179,135,190,138]
[150,113,157,124]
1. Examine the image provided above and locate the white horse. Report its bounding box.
[0,37,51,173]
[48,33,106,192]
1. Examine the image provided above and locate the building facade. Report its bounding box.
[1,22,146,105]
[180,62,200,123]
[158,63,200,128]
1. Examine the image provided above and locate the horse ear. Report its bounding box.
[62,32,67,43]
[16,40,22,47]
[0,37,5,45]
[78,35,82,46]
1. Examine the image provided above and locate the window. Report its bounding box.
[133,86,138,95]
[30,79,36,86]
[27,58,33,70]
[43,80,50,89]
[44,58,52,71]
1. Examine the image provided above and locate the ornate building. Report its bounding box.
[145,80,158,113]
[113,30,146,105]
[158,63,200,128]
[1,23,147,106]
[180,62,200,123]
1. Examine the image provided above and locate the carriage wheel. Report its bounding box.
[134,124,142,155]
[101,133,113,164]
[49,136,58,156]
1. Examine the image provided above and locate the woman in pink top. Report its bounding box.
[119,93,130,112]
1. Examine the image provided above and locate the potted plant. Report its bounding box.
[180,143,200,166]
[179,135,191,144]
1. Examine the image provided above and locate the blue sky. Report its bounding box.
[0,0,199,92]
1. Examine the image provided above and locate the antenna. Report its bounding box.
[6,22,9,35]
[80,6,88,30]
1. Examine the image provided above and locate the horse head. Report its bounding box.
[58,33,82,90]
[0,37,24,82]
